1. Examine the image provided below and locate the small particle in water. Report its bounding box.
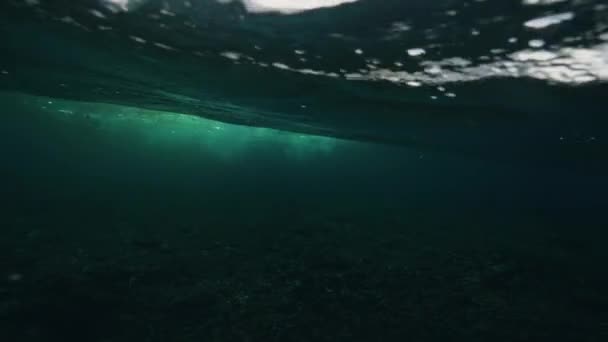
[471,29,480,36]
[160,9,176,16]
[430,95,438,100]
[445,92,456,98]
[367,58,381,66]
[407,48,426,57]
[559,136,565,141]
[153,42,176,51]
[8,273,23,282]
[294,49,305,55]
[89,9,107,19]
[300,104,307,109]
[528,39,545,48]
[48,101,53,104]
[437,86,446,92]
[354,48,363,55]
[272,62,289,70]
[1,70,7,75]
[508,37,518,43]
[220,51,241,60]
[406,81,422,87]
[130,36,146,44]
[445,10,458,16]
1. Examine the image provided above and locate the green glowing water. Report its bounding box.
[6,91,344,161]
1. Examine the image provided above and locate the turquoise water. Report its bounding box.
[1,1,608,341]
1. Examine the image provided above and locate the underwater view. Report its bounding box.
[1,0,607,341]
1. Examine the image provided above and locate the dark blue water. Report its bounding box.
[1,1,607,341]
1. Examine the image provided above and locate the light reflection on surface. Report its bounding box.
[85,0,608,88]
[102,0,152,12]
[234,0,359,13]
[524,12,575,29]
[4,0,608,118]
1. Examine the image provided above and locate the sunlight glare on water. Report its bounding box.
[219,0,360,14]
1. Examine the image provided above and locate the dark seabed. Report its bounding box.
[1,0,608,341]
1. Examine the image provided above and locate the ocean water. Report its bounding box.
[1,0,608,341]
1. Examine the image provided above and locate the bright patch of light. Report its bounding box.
[102,0,148,12]
[221,0,359,14]
[220,51,241,60]
[528,39,546,48]
[511,50,558,61]
[14,92,343,160]
[522,0,567,5]
[103,0,130,10]
[407,48,426,57]
[524,12,574,29]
